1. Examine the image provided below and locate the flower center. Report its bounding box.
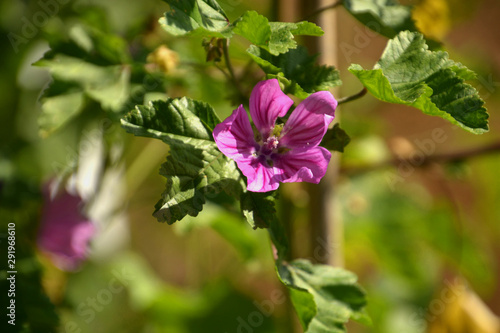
[252,124,289,167]
[260,136,279,156]
[253,136,279,167]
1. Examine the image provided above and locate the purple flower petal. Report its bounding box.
[237,157,282,192]
[275,146,331,184]
[249,79,294,139]
[213,80,337,192]
[38,189,96,271]
[280,91,337,149]
[213,105,258,161]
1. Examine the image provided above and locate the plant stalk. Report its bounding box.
[222,39,245,99]
[338,87,367,105]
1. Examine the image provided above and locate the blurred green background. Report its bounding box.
[1,0,499,332]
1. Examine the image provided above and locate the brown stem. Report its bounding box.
[341,141,500,176]
[298,0,342,267]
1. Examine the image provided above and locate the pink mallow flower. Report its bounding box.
[38,188,96,271]
[213,79,337,192]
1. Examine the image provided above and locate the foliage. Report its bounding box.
[34,7,167,136]
[248,45,341,98]
[321,124,351,153]
[278,260,370,332]
[121,98,244,224]
[1,0,496,332]
[233,11,323,55]
[159,0,232,37]
[350,31,488,134]
[342,0,418,39]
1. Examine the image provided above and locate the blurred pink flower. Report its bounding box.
[38,188,95,271]
[213,79,337,192]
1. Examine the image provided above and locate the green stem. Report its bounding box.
[222,39,245,99]
[223,39,236,80]
[214,63,232,81]
[337,87,367,105]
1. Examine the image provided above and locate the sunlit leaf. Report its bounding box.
[278,260,370,333]
[234,11,324,55]
[292,21,324,36]
[349,31,488,134]
[121,98,244,223]
[232,10,271,46]
[343,0,418,38]
[159,0,231,38]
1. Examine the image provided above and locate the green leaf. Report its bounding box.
[209,212,260,261]
[241,191,289,259]
[35,18,165,135]
[268,21,323,55]
[154,140,242,223]
[241,191,279,230]
[34,20,131,134]
[277,260,370,333]
[234,11,324,55]
[247,45,280,73]
[232,10,271,46]
[292,21,324,36]
[121,98,244,224]
[321,123,351,152]
[268,22,298,55]
[342,0,418,39]
[248,45,341,98]
[126,98,221,141]
[267,74,310,100]
[35,58,130,133]
[159,0,231,38]
[349,31,488,134]
[35,54,136,133]
[37,81,85,137]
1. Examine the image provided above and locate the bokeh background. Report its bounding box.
[1,0,499,332]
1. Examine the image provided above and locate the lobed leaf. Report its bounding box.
[349,31,488,134]
[241,191,275,229]
[234,11,324,55]
[232,10,271,46]
[320,123,351,153]
[159,0,232,38]
[241,191,289,259]
[121,98,244,224]
[292,21,324,36]
[248,45,341,98]
[37,81,85,135]
[126,98,221,141]
[342,0,418,39]
[34,19,165,136]
[277,260,370,333]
